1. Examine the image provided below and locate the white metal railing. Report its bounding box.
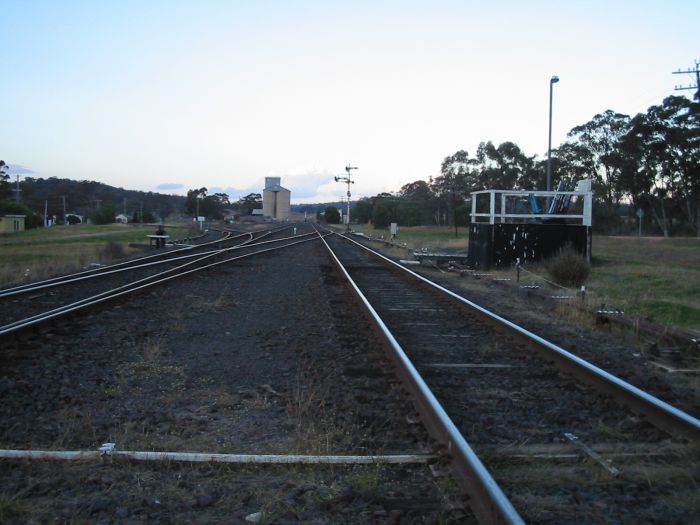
[470,188,592,226]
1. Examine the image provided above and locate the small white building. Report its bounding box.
[0,214,25,233]
[262,177,291,221]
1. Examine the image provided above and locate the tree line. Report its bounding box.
[0,174,188,226]
[0,174,264,227]
[184,189,263,220]
[3,93,698,235]
[353,95,700,237]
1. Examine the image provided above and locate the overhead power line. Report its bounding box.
[673,60,700,100]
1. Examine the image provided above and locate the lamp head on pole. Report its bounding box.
[550,75,560,84]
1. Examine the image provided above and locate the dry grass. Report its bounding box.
[189,288,236,312]
[0,223,154,287]
[0,246,96,286]
[107,337,186,399]
[352,224,468,252]
[285,357,355,455]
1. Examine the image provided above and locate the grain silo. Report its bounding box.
[262,177,291,220]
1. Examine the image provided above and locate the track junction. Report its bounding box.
[1,221,698,523]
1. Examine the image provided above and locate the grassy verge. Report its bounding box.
[351,224,469,251]
[586,236,700,332]
[0,223,157,286]
[350,224,699,332]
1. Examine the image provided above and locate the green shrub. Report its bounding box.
[546,243,590,288]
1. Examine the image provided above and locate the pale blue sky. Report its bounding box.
[2,1,697,203]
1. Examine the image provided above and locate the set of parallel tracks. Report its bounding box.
[0,224,321,336]
[319,228,700,524]
[2,222,698,523]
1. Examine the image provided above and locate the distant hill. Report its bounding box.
[8,177,187,222]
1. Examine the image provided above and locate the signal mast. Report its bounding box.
[334,164,357,231]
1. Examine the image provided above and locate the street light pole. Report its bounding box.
[547,75,559,192]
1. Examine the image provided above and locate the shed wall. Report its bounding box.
[468,223,591,269]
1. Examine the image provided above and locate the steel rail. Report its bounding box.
[0,234,326,337]
[336,231,700,440]
[317,229,524,525]
[0,231,317,333]
[0,232,255,299]
[0,229,241,296]
[0,225,298,299]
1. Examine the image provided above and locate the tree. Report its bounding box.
[206,192,231,220]
[652,96,700,237]
[568,110,631,208]
[432,151,474,227]
[185,188,231,220]
[91,203,116,225]
[0,199,42,228]
[399,180,437,225]
[0,160,9,198]
[352,198,373,224]
[324,205,341,224]
[613,96,700,237]
[186,187,208,216]
[234,193,262,216]
[471,141,537,190]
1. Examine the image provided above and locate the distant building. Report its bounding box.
[0,214,25,233]
[262,177,291,221]
[65,213,84,224]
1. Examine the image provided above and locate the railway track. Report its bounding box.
[2,221,698,523]
[321,228,700,524]
[1,222,464,523]
[0,224,290,299]
[0,224,318,337]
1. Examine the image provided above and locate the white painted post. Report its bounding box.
[583,192,592,226]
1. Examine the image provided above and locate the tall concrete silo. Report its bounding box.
[262,177,291,220]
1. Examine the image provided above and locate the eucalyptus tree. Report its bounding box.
[654,96,700,236]
[552,142,596,186]
[466,141,538,191]
[434,150,474,227]
[0,160,9,198]
[186,187,232,220]
[618,97,697,237]
[568,110,631,209]
[352,197,372,224]
[399,179,437,225]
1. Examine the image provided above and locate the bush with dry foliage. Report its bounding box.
[546,243,590,288]
[100,241,126,261]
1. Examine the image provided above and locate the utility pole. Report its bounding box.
[12,175,21,202]
[547,75,560,192]
[62,196,67,224]
[673,60,700,100]
[335,164,357,232]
